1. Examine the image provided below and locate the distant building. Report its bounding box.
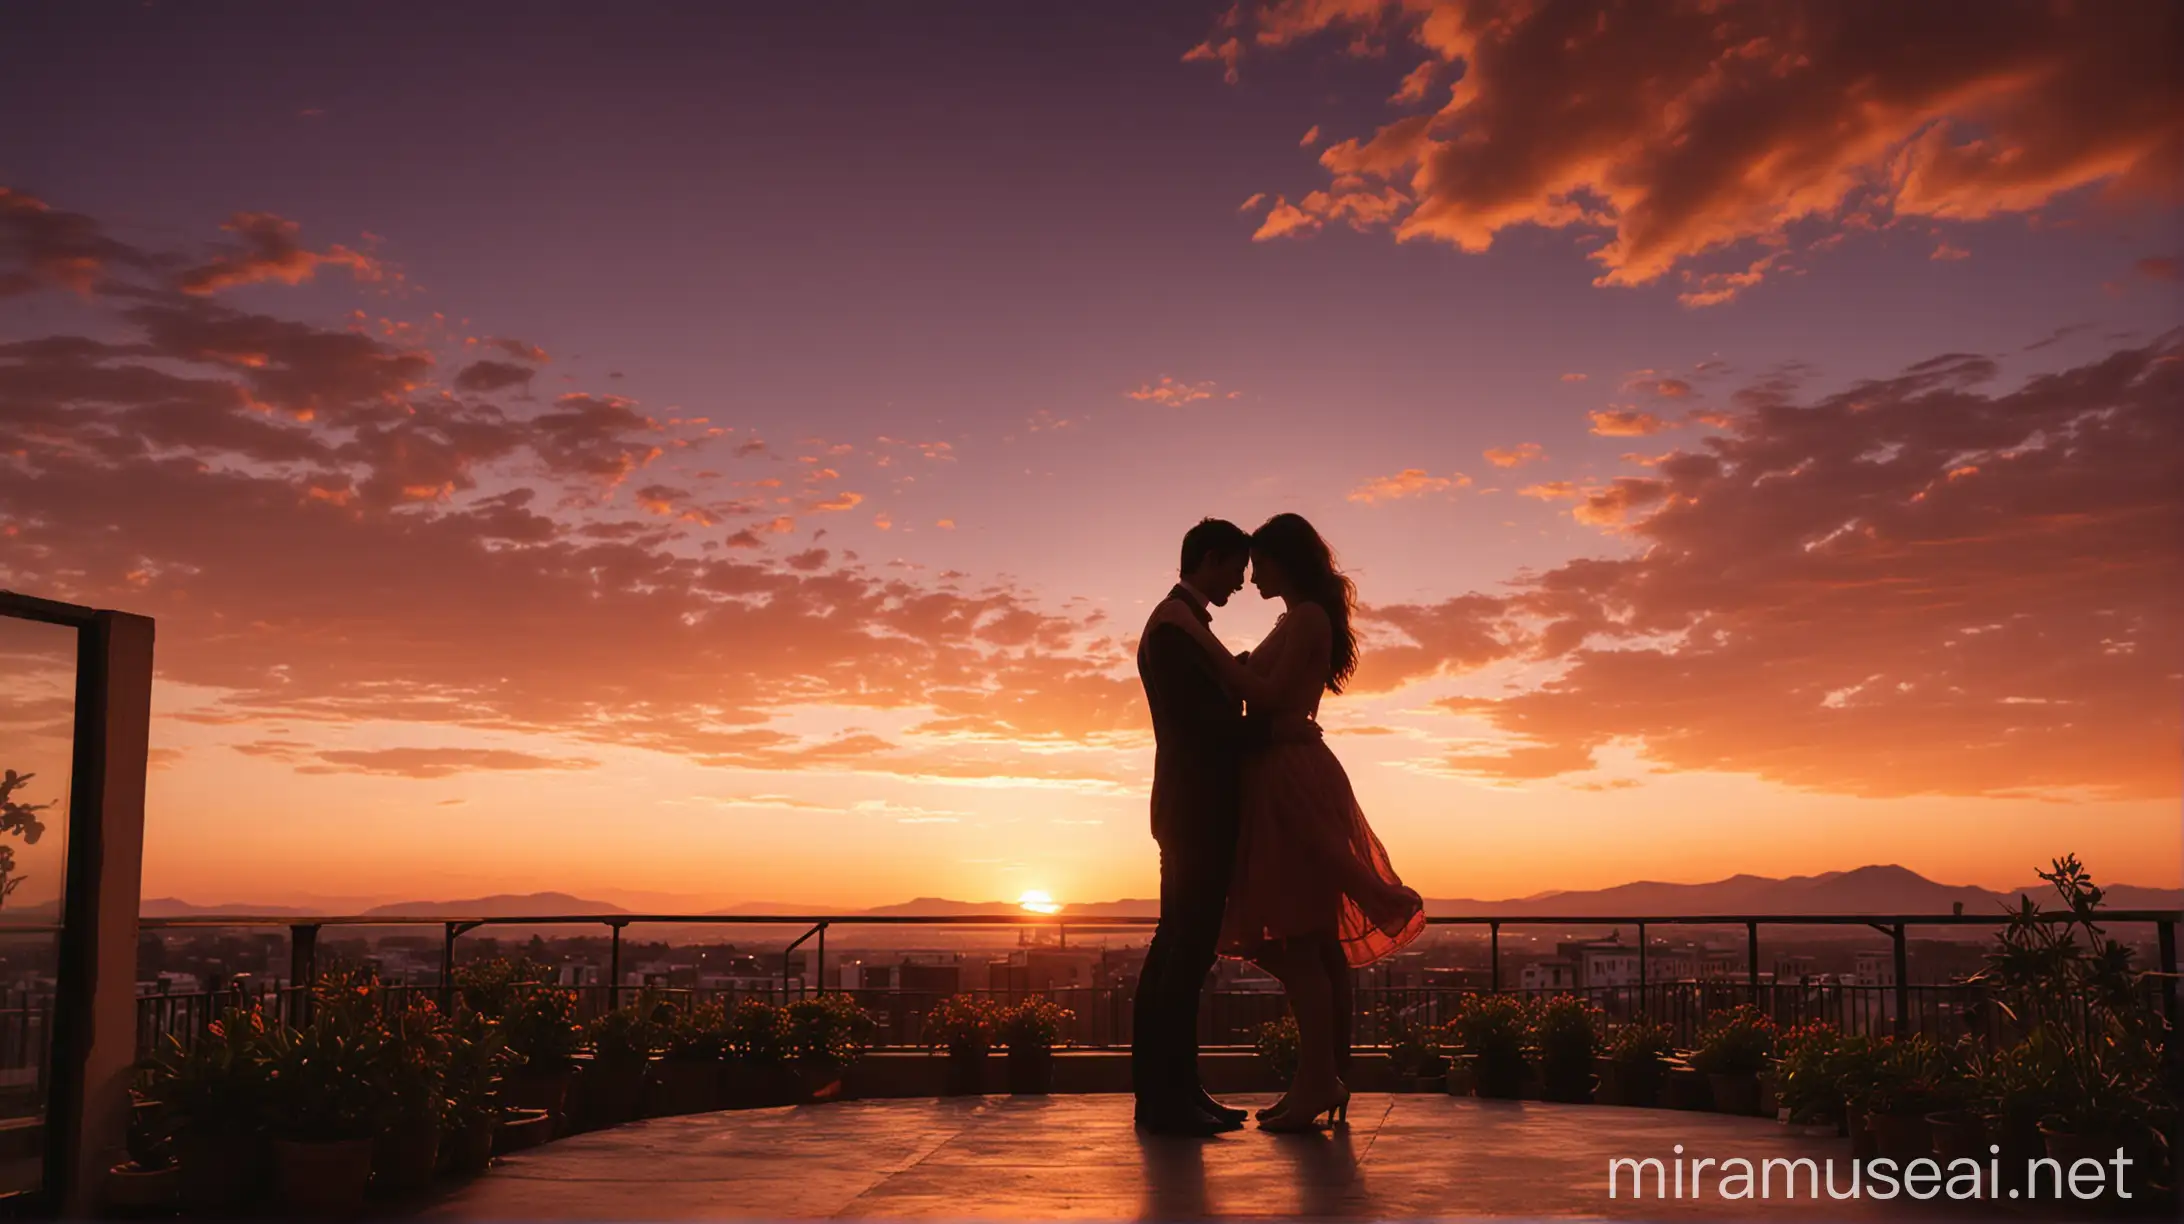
[1520,959,1576,991]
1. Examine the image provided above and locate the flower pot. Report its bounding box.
[1707,1071,1762,1117]
[2038,1123,2149,1197]
[577,1060,649,1129]
[1926,1110,1986,1166]
[795,1064,846,1102]
[441,1118,495,1175]
[504,1064,577,1128]
[1398,1073,1446,1094]
[650,1058,725,1116]
[1609,1062,1663,1109]
[1846,1100,1877,1161]
[942,1052,987,1096]
[104,1160,177,1216]
[272,1137,375,1216]
[1473,1056,1525,1100]
[371,1121,442,1196]
[1444,1058,1476,1097]
[174,1131,263,1214]
[1005,1047,1054,1095]
[1867,1112,1932,1166]
[1666,1067,1713,1111]
[492,1108,555,1155]
[1756,1071,1781,1118]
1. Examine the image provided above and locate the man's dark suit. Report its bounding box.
[1131,584,1250,1114]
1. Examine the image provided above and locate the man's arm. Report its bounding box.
[1145,622,1249,757]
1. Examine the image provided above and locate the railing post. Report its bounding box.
[1891,923,1909,1038]
[817,922,827,993]
[1746,921,1760,1007]
[609,922,623,1009]
[1636,922,1648,1017]
[440,922,458,1003]
[1489,922,1500,992]
[290,923,319,1026]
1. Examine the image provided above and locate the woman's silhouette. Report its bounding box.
[1149,513,1426,1130]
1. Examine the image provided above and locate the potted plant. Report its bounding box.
[453,955,556,1020]
[578,999,664,1129]
[1771,1023,1846,1128]
[1601,1020,1674,1108]
[370,996,452,1196]
[652,999,730,1116]
[725,998,795,1107]
[997,999,1073,1095]
[1449,993,1532,1099]
[106,1077,178,1216]
[262,1000,391,1215]
[492,1103,556,1154]
[1689,1004,1774,1117]
[1530,996,1600,1104]
[1382,1005,1448,1091]
[926,994,998,1096]
[500,985,584,1129]
[145,1002,271,1214]
[785,993,875,1101]
[440,1007,507,1174]
[1255,1015,1300,1091]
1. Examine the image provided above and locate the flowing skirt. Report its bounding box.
[1218,735,1426,968]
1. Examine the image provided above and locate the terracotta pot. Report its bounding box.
[1926,1110,1986,1167]
[1708,1071,1762,1117]
[441,1118,495,1175]
[104,1161,177,1216]
[371,1121,441,1196]
[1846,1100,1877,1162]
[2038,1124,2148,1199]
[1471,1053,1525,1100]
[492,1108,555,1155]
[1005,1047,1055,1095]
[503,1064,577,1127]
[174,1131,263,1214]
[272,1137,375,1215]
[941,1052,986,1096]
[578,1061,649,1129]
[649,1058,725,1116]
[1666,1067,1713,1111]
[1867,1112,1932,1166]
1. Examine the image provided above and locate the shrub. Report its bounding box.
[726,999,791,1066]
[452,957,556,1021]
[262,1004,391,1142]
[924,995,999,1059]
[1534,995,1602,1101]
[997,999,1074,1054]
[502,986,583,1076]
[1254,1015,1299,1084]
[1689,1004,1775,1076]
[1772,1023,1848,1124]
[586,1000,666,1070]
[441,1007,509,1136]
[1381,1004,1446,1078]
[1450,994,1533,1097]
[146,1003,272,1140]
[785,994,875,1070]
[377,996,454,1129]
[662,999,731,1062]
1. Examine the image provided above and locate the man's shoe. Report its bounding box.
[1193,1091,1248,1124]
[1134,1105,1231,1136]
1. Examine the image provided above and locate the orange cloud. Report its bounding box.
[1347,468,1471,503]
[177,213,386,294]
[1126,376,1224,406]
[1587,409,1671,437]
[1204,2,2181,297]
[1484,442,1544,468]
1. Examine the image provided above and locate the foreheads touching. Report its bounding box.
[1177,517,1250,605]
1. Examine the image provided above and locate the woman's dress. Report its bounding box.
[1218,609,1427,968]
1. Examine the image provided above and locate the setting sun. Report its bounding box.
[1017,890,1061,915]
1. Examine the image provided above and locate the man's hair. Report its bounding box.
[1178,517,1251,575]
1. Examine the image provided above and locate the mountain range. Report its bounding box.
[136,865,2180,922]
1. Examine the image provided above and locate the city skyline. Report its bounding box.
[2,1,2178,911]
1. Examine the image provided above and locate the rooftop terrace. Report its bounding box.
[410,1093,2002,1221]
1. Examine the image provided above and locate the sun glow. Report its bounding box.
[1017,889,1060,914]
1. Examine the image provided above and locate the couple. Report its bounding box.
[1130,514,1426,1136]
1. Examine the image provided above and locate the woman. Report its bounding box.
[1149,512,1426,1131]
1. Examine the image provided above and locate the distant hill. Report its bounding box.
[133,867,2180,925]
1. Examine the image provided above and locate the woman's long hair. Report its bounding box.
[1251,513,1358,694]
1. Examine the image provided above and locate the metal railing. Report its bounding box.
[133,908,2180,1059]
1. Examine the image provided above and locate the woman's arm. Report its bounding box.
[1151,600,1329,706]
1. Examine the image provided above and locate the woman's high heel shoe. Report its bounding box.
[1257,1086,1350,1132]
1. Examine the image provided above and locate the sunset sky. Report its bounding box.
[1,1,2177,912]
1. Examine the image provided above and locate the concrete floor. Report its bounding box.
[404,1093,2060,1220]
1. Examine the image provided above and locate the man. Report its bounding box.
[1131,517,1255,1134]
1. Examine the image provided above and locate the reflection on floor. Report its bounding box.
[410,1092,2001,1220]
